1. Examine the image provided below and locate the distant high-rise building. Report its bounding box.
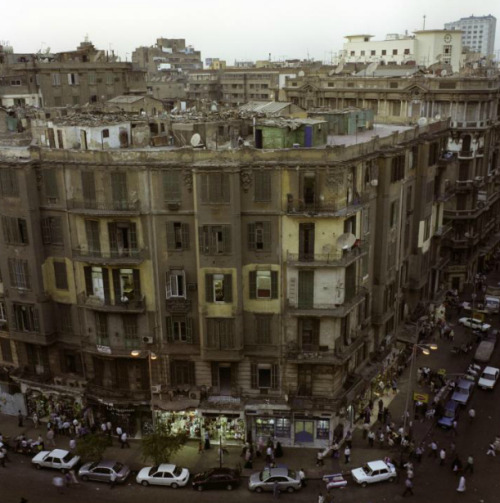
[444,14,496,57]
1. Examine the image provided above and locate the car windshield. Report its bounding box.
[173,466,182,477]
[361,464,372,475]
[62,453,72,463]
[89,462,98,470]
[288,470,296,479]
[444,409,455,418]
[149,466,159,476]
[483,373,495,381]
[112,462,123,472]
[260,469,271,481]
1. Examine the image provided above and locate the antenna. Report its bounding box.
[423,15,426,30]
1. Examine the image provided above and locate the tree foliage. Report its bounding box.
[141,421,187,465]
[75,433,111,462]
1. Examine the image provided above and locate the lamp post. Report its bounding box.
[131,349,157,430]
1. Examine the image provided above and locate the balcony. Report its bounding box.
[433,224,452,238]
[444,206,485,219]
[287,243,367,268]
[9,330,58,346]
[437,152,455,168]
[77,292,146,313]
[457,150,474,159]
[201,346,244,361]
[450,120,491,129]
[286,345,343,365]
[82,338,145,357]
[288,287,367,318]
[286,192,370,218]
[455,180,474,192]
[72,247,147,265]
[87,382,150,402]
[68,199,141,216]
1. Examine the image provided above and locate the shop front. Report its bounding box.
[156,410,202,438]
[293,414,332,447]
[200,411,245,445]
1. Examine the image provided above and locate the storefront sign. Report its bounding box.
[96,345,112,354]
[413,392,429,403]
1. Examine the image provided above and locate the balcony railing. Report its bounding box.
[68,199,141,214]
[287,192,369,216]
[72,247,146,263]
[9,330,58,346]
[77,292,146,313]
[87,382,150,401]
[287,243,367,267]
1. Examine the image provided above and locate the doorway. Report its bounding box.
[219,365,232,395]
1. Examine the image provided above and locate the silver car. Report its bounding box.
[78,460,130,483]
[248,467,301,493]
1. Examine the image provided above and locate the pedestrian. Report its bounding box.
[456,475,466,493]
[344,429,352,448]
[46,428,56,447]
[439,448,446,466]
[463,455,474,474]
[428,440,438,458]
[18,410,23,428]
[316,450,324,467]
[378,398,384,413]
[115,426,122,438]
[109,471,117,489]
[368,430,375,447]
[450,442,456,455]
[32,412,39,429]
[486,442,497,456]
[318,492,325,503]
[415,445,423,463]
[0,448,5,467]
[344,446,351,464]
[298,468,307,488]
[68,469,79,485]
[101,422,107,435]
[452,420,458,437]
[53,475,64,494]
[120,431,130,448]
[468,408,475,423]
[204,430,211,450]
[273,480,280,499]
[402,477,414,497]
[69,438,76,452]
[198,440,204,454]
[266,444,274,464]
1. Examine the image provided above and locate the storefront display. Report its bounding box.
[26,389,82,421]
[203,414,245,443]
[158,410,201,438]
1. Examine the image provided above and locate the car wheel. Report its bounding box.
[255,487,263,493]
[361,482,368,488]
[141,480,149,487]
[81,475,89,482]
[171,483,178,489]
[196,485,204,491]
[287,486,295,493]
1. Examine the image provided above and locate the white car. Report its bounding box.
[478,366,500,389]
[32,448,80,472]
[351,460,397,487]
[458,317,491,332]
[136,463,190,488]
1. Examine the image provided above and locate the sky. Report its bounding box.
[1,0,499,64]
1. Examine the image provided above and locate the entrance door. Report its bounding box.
[294,420,314,443]
[219,366,232,395]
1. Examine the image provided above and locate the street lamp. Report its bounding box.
[131,349,158,430]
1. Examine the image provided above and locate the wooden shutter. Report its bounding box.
[221,174,230,202]
[166,317,174,342]
[249,271,256,299]
[224,274,233,302]
[112,269,121,301]
[41,218,51,244]
[211,362,219,387]
[84,266,93,296]
[181,223,190,250]
[81,171,96,205]
[44,169,58,199]
[129,223,137,250]
[250,363,258,389]
[108,223,117,253]
[186,317,193,344]
[271,271,278,299]
[32,307,40,331]
[165,272,172,299]
[133,269,141,296]
[163,171,180,203]
[102,268,110,303]
[166,222,175,251]
[248,223,256,250]
[263,222,272,252]
[200,174,208,203]
[205,274,214,302]
[271,364,279,389]
[223,225,232,254]
[188,361,196,385]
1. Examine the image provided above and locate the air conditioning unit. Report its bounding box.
[151,384,163,394]
[189,389,201,400]
[142,336,154,344]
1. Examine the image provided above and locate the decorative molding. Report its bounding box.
[183,171,193,192]
[240,169,253,192]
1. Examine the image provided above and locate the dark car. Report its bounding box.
[192,467,241,491]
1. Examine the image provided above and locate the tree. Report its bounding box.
[141,421,187,465]
[75,433,111,463]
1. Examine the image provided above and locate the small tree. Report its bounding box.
[75,433,110,463]
[141,421,187,465]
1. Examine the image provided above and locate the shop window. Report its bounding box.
[165,269,185,299]
[275,417,291,438]
[205,273,232,303]
[255,417,276,437]
[316,419,330,439]
[249,270,278,299]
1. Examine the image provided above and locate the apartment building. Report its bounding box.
[445,15,496,57]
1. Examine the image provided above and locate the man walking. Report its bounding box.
[344,446,351,464]
[439,448,446,466]
[120,431,130,448]
[428,440,438,458]
[402,477,414,497]
[463,455,474,474]
[109,471,117,489]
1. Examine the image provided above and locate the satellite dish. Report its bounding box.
[417,117,428,126]
[190,133,202,147]
[441,69,447,76]
[435,114,441,120]
[336,233,356,250]
[298,70,305,77]
[335,62,344,74]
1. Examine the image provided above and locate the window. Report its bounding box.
[199,173,230,203]
[248,222,271,251]
[249,270,278,299]
[43,169,59,203]
[390,155,405,182]
[360,50,365,56]
[166,316,193,343]
[13,304,38,332]
[53,261,68,290]
[316,420,330,439]
[8,259,30,289]
[371,50,376,56]
[392,49,398,55]
[0,169,19,197]
[390,200,399,228]
[0,338,13,362]
[163,171,181,203]
[406,186,413,214]
[106,74,114,85]
[206,318,235,348]
[95,313,109,345]
[67,73,79,85]
[52,73,61,86]
[404,48,410,55]
[166,222,189,251]
[57,303,73,333]
[88,73,96,85]
[108,222,137,257]
[426,181,434,204]
[112,268,140,302]
[81,172,96,207]
[297,365,312,395]
[362,208,370,235]
[350,51,355,56]
[255,315,272,344]
[166,270,186,298]
[391,100,401,116]
[254,171,272,202]
[102,129,109,138]
[0,301,8,330]
[170,360,195,386]
[85,220,101,254]
[2,216,28,244]
[123,315,138,347]
[199,225,232,255]
[423,216,431,241]
[428,142,439,166]
[382,50,387,56]
[205,273,233,303]
[250,363,279,389]
[299,318,319,350]
[110,172,127,208]
[390,82,398,89]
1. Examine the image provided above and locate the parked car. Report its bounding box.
[474,340,495,363]
[437,400,460,429]
[478,366,500,390]
[248,467,302,493]
[136,463,190,488]
[451,378,475,405]
[485,330,498,348]
[79,460,130,484]
[32,449,80,472]
[192,467,241,491]
[458,317,491,332]
[351,460,397,487]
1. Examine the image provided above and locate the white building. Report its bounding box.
[444,15,496,57]
[340,30,462,73]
